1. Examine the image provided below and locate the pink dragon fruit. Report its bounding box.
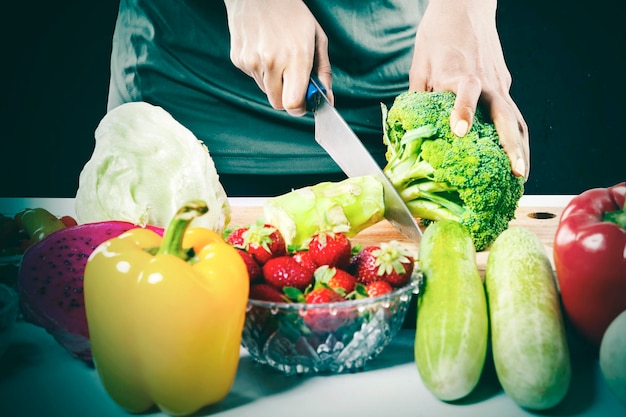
[17,221,163,363]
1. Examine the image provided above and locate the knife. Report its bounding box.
[306,77,423,242]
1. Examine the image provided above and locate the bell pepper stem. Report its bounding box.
[156,200,209,259]
[603,199,626,229]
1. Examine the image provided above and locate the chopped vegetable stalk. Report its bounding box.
[263,176,385,246]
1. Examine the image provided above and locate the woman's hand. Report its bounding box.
[409,0,529,178]
[224,0,332,116]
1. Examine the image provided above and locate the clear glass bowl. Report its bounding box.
[241,274,421,375]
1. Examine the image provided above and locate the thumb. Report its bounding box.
[449,77,482,137]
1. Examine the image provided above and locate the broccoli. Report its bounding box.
[382,90,524,251]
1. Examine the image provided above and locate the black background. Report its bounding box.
[1,1,624,198]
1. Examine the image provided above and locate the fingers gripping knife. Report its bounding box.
[305,77,423,242]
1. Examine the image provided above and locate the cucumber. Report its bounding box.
[485,227,571,410]
[415,220,488,401]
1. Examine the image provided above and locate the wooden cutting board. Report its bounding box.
[229,205,564,276]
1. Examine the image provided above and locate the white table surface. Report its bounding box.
[1,196,624,417]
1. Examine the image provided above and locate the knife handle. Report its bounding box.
[305,76,326,112]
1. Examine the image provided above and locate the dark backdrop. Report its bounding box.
[1,1,623,198]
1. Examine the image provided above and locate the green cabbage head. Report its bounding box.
[75,102,230,232]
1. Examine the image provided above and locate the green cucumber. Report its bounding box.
[415,220,488,401]
[485,227,571,410]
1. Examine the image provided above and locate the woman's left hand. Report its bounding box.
[409,0,529,179]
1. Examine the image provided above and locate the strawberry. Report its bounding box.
[291,250,318,273]
[236,248,262,283]
[354,241,415,287]
[353,246,382,285]
[225,226,246,247]
[303,287,355,333]
[249,283,286,302]
[304,287,345,304]
[365,280,394,298]
[262,256,314,291]
[328,269,357,295]
[226,222,286,265]
[308,232,351,269]
[314,265,357,295]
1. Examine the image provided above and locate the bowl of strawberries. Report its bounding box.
[227,223,421,375]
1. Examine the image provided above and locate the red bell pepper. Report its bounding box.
[553,182,626,346]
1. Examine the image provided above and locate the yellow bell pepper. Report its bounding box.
[84,201,248,416]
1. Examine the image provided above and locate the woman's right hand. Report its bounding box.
[224,0,333,116]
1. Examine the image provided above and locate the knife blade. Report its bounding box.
[306,78,422,242]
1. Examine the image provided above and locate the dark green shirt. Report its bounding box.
[108,0,426,176]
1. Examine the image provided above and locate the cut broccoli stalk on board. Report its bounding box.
[263,176,385,247]
[382,91,525,251]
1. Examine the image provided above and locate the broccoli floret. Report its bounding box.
[382,90,524,251]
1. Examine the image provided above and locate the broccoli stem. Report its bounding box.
[382,118,469,224]
[400,185,466,218]
[401,180,458,195]
[384,157,435,188]
[384,142,466,222]
[404,199,461,222]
